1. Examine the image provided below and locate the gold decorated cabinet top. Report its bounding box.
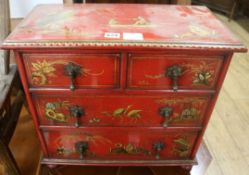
[1,4,247,51]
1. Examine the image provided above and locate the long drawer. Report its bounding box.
[34,94,210,127]
[43,128,198,160]
[127,54,223,90]
[23,53,121,89]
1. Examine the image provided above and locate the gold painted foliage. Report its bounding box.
[144,61,215,86]
[32,60,55,74]
[109,16,154,28]
[110,143,151,155]
[103,105,142,120]
[31,60,67,85]
[172,138,190,157]
[44,101,69,123]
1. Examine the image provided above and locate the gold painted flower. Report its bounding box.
[32,60,56,75]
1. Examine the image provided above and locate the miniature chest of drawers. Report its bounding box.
[1,4,247,169]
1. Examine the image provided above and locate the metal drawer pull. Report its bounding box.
[69,106,84,127]
[64,62,81,91]
[159,107,173,128]
[153,142,165,160]
[166,65,182,92]
[75,141,88,160]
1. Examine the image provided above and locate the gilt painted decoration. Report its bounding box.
[2,4,244,50]
[35,95,210,127]
[45,130,197,160]
[128,56,223,89]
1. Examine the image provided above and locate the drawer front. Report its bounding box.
[127,54,223,90]
[43,128,198,160]
[23,53,121,89]
[34,94,210,127]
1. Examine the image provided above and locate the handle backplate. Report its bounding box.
[159,107,173,128]
[69,106,84,127]
[75,141,88,160]
[64,62,81,91]
[153,142,165,160]
[166,65,182,91]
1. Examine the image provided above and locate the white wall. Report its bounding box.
[10,0,63,18]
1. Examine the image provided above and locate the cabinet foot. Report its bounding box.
[41,165,62,175]
[181,165,192,171]
[116,167,121,175]
[148,167,158,175]
[47,164,58,169]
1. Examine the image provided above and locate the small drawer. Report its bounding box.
[34,94,210,127]
[127,54,223,90]
[43,128,198,160]
[23,53,121,89]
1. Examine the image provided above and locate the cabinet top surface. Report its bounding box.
[2,4,247,51]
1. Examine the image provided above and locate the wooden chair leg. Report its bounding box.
[0,140,20,175]
[0,0,11,75]
[229,2,237,21]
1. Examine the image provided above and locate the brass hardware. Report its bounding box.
[166,65,182,91]
[75,141,88,160]
[159,107,173,128]
[153,142,165,160]
[69,106,84,127]
[64,62,81,91]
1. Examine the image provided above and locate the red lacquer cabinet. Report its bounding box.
[1,4,247,171]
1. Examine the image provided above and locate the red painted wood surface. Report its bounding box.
[14,52,49,156]
[190,53,234,158]
[34,94,210,127]
[23,53,121,88]
[43,128,198,160]
[1,4,246,51]
[2,4,246,169]
[128,54,223,90]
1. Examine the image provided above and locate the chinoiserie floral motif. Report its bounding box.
[110,143,151,156]
[55,133,112,156]
[174,24,216,39]
[102,105,142,122]
[172,138,191,157]
[89,117,101,124]
[56,146,96,158]
[144,61,215,86]
[190,61,215,85]
[55,133,112,147]
[192,71,212,85]
[44,101,69,122]
[155,97,205,124]
[31,60,67,85]
[21,10,94,37]
[109,16,155,28]
[31,60,104,85]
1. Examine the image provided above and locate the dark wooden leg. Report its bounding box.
[181,165,193,171]
[148,167,158,175]
[47,164,58,169]
[39,164,61,175]
[116,166,121,175]
[0,140,20,175]
[229,2,237,21]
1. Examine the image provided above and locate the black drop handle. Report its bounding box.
[166,65,182,92]
[153,142,165,160]
[64,62,81,91]
[75,141,88,160]
[69,106,84,127]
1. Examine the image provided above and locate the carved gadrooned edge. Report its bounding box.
[2,40,246,51]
